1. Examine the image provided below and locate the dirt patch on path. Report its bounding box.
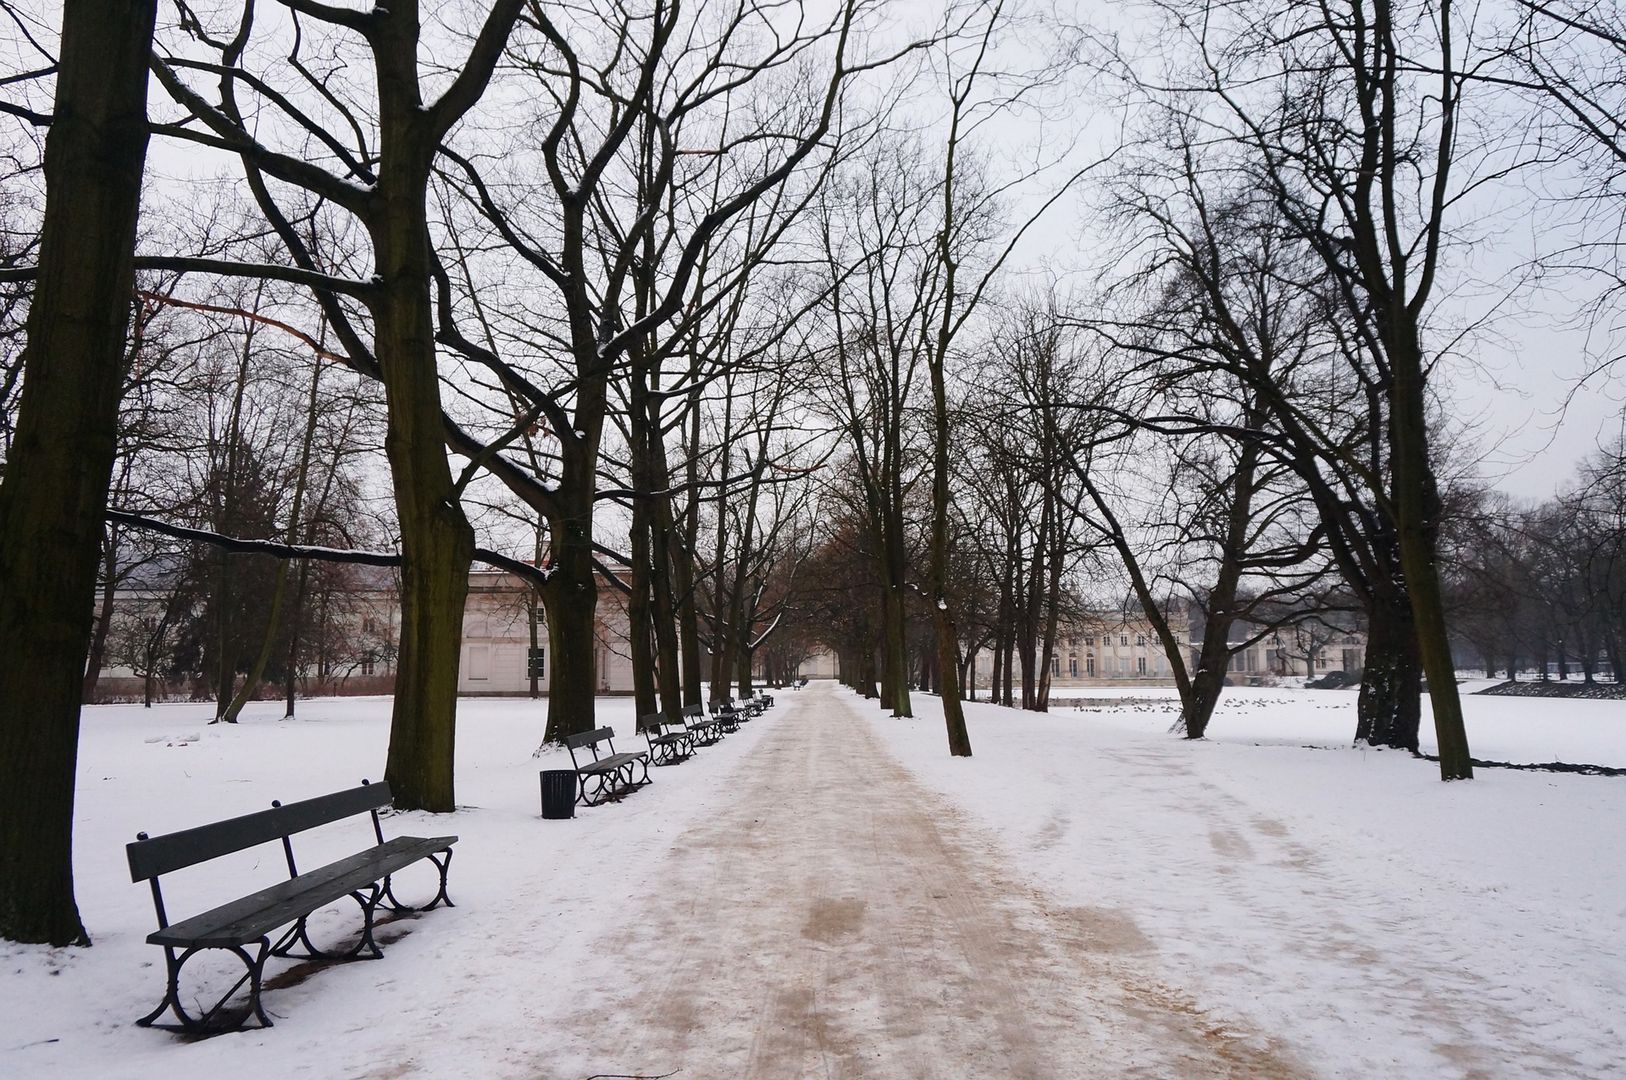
[541,686,1306,1079]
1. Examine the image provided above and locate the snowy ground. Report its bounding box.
[878,686,1626,1077]
[3,685,1623,1078]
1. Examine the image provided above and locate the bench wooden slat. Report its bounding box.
[128,783,393,882]
[564,726,616,751]
[148,834,455,949]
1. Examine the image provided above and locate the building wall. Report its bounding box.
[969,614,1179,689]
[92,568,643,700]
[456,570,636,695]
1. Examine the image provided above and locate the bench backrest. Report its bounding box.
[681,703,702,720]
[638,710,665,734]
[564,726,614,750]
[127,781,391,882]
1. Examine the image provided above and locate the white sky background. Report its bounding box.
[7,0,1622,503]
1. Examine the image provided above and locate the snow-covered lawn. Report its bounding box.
[4,685,1624,1078]
[2,694,783,1078]
[876,686,1626,1077]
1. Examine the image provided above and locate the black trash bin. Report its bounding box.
[540,769,576,819]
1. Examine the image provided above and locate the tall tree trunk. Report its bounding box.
[736,636,754,698]
[541,473,601,742]
[926,389,971,752]
[1356,587,1424,750]
[646,411,684,714]
[627,478,659,718]
[373,25,476,809]
[1388,334,1472,779]
[1018,532,1042,709]
[82,526,118,703]
[855,607,880,699]
[211,303,260,723]
[283,528,316,718]
[0,0,157,946]
[880,577,912,716]
[674,383,705,707]
[1035,504,1063,714]
[1180,433,1264,738]
[221,355,325,723]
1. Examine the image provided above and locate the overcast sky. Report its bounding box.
[123,0,1626,505]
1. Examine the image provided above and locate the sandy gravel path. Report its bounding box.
[550,684,1304,1079]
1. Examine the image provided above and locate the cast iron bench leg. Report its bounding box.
[270,882,385,961]
[136,940,272,1032]
[383,849,456,913]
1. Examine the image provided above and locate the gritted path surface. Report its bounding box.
[544,685,1305,1079]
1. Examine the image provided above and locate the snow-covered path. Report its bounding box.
[540,683,1303,1078]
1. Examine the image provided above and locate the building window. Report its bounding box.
[1137,656,1147,675]
[528,646,545,679]
[1052,656,1060,676]
[360,658,375,676]
[362,615,376,633]
[1086,657,1095,676]
[1136,634,1146,646]
[1120,635,1128,647]
[1085,636,1095,646]
[1069,656,1078,677]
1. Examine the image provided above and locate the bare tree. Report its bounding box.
[0,0,157,946]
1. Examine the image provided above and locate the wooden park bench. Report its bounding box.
[709,698,743,733]
[680,702,723,746]
[125,779,456,1033]
[641,711,696,766]
[565,726,651,805]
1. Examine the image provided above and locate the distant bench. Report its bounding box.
[126,779,456,1033]
[565,726,651,805]
[641,711,697,766]
[681,702,723,745]
[709,698,743,733]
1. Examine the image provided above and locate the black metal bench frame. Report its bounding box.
[126,779,456,1034]
[641,710,696,766]
[565,726,651,805]
[709,699,742,733]
[680,702,722,746]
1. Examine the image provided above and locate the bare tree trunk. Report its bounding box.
[675,377,706,707]
[82,526,118,703]
[541,483,600,743]
[647,432,684,714]
[1035,502,1063,714]
[928,401,972,751]
[0,0,157,946]
[1018,532,1042,709]
[1355,587,1423,750]
[221,355,325,723]
[1389,336,1471,778]
[373,13,479,809]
